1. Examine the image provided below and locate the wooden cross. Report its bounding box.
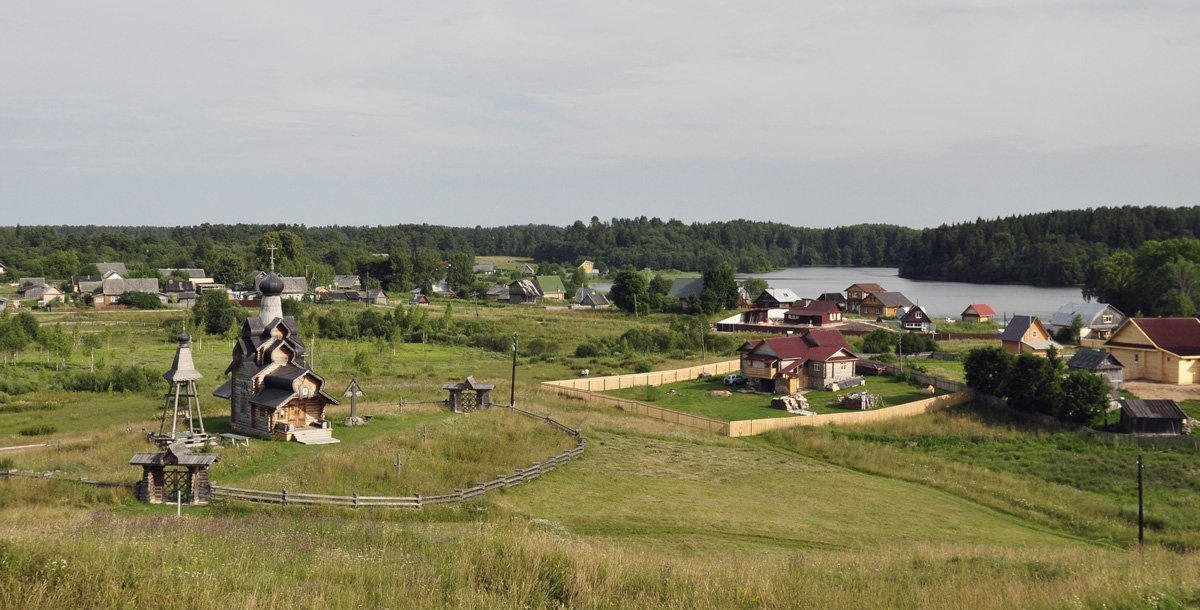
[266,244,278,271]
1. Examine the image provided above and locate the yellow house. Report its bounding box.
[1103,318,1200,385]
[578,260,595,274]
[1000,315,1060,356]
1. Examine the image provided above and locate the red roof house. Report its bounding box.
[737,331,858,394]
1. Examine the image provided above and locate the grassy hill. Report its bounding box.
[0,304,1198,608]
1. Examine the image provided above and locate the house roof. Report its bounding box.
[901,305,929,323]
[963,303,996,317]
[534,275,566,294]
[846,283,885,294]
[758,288,801,304]
[744,331,857,365]
[581,292,609,307]
[1050,302,1123,329]
[1000,315,1040,342]
[509,279,540,296]
[1125,318,1200,357]
[472,263,495,273]
[158,268,206,279]
[102,277,160,296]
[1120,399,1187,420]
[817,293,846,303]
[17,278,45,292]
[867,292,914,308]
[95,263,128,276]
[786,300,840,316]
[667,277,705,299]
[1067,348,1124,371]
[487,283,509,296]
[333,275,361,289]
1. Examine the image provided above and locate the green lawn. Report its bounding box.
[603,375,941,421]
[908,357,966,381]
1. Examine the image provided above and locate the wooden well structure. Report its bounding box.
[443,376,495,413]
[129,440,219,505]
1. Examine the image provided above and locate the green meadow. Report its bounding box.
[0,302,1198,608]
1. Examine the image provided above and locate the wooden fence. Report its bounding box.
[724,390,976,436]
[544,384,730,435]
[542,360,740,392]
[541,361,976,437]
[857,360,967,393]
[209,406,586,509]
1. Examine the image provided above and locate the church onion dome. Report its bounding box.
[260,271,285,296]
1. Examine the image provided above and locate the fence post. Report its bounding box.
[415,493,422,509]
[281,489,288,506]
[353,493,359,509]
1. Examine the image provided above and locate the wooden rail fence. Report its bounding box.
[209,406,586,509]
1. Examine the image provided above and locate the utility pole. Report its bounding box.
[510,332,518,407]
[1138,454,1145,548]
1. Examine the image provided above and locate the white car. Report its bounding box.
[723,374,747,386]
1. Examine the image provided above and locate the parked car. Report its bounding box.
[723,374,747,386]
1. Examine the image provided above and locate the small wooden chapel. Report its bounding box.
[213,267,339,443]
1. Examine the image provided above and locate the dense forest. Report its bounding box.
[0,206,1197,291]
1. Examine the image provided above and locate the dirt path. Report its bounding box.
[1123,381,1200,402]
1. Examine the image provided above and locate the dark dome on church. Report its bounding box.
[260,272,285,296]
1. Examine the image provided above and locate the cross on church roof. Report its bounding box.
[266,244,277,272]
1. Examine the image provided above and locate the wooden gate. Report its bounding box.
[163,468,191,503]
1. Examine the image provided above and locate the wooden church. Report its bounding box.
[213,270,340,444]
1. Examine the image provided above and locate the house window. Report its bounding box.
[1102,315,1113,323]
[1134,353,1140,363]
[1031,330,1038,338]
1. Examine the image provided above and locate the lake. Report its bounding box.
[740,267,1084,321]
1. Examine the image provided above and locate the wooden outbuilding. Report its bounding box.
[1066,348,1124,388]
[1118,399,1187,435]
[960,303,996,323]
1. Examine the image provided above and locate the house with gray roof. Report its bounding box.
[1050,302,1125,340]
[667,277,705,305]
[754,288,802,309]
[333,275,362,290]
[574,287,610,308]
[17,278,45,295]
[1067,348,1124,388]
[1119,399,1188,435]
[95,262,128,277]
[94,277,162,308]
[508,279,540,304]
[1000,315,1061,356]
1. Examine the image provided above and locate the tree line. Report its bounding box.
[2,206,1198,291]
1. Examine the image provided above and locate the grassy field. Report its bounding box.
[603,375,941,420]
[1,304,1199,608]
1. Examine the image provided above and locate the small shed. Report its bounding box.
[1067,349,1124,388]
[1119,399,1187,435]
[443,376,496,413]
[129,440,219,504]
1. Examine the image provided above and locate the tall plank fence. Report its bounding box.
[209,406,586,508]
[541,361,976,437]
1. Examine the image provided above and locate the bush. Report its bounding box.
[574,343,601,358]
[633,361,653,373]
[120,291,165,310]
[19,424,57,436]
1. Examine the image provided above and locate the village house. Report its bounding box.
[158,268,214,285]
[472,262,496,275]
[212,271,339,443]
[1049,302,1125,340]
[534,275,566,300]
[754,288,802,309]
[94,277,162,308]
[577,260,596,275]
[485,283,509,302]
[667,277,705,307]
[1000,315,1060,356]
[363,288,388,305]
[508,279,540,304]
[844,283,885,313]
[859,291,914,319]
[17,277,45,295]
[574,287,610,308]
[900,305,933,331]
[1103,317,1200,385]
[431,279,456,298]
[37,285,65,307]
[333,275,362,291]
[960,303,996,323]
[816,292,847,311]
[72,275,104,293]
[94,262,128,278]
[1119,399,1187,435]
[1067,348,1125,388]
[254,272,308,300]
[518,263,536,275]
[738,331,859,394]
[408,289,430,305]
[783,300,843,326]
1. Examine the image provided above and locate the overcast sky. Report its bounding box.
[2,1,1197,228]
